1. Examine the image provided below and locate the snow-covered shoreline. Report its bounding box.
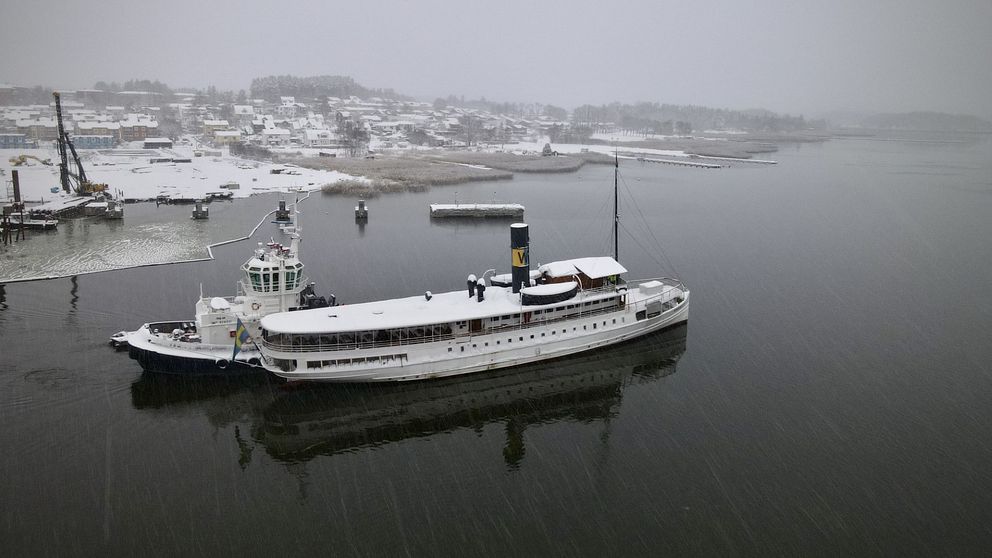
[1,145,356,204]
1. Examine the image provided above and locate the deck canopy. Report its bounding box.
[539,257,627,279]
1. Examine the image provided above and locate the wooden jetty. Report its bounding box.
[4,213,58,230]
[429,203,525,218]
[692,155,778,165]
[635,157,722,169]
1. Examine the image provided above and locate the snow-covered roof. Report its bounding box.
[16,118,57,127]
[538,257,627,279]
[214,130,241,137]
[260,283,618,334]
[77,121,120,130]
[122,121,158,129]
[204,119,229,126]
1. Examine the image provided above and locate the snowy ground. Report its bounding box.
[1,145,356,204]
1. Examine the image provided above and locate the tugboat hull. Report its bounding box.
[127,342,259,376]
[126,324,263,376]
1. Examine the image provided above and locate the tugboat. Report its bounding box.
[125,227,334,375]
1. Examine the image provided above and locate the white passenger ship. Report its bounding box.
[259,161,689,382]
[126,230,332,375]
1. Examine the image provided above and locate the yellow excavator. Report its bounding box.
[53,92,108,195]
[8,155,53,167]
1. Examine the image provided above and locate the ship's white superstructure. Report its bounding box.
[259,245,688,382]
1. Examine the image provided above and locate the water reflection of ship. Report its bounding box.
[129,373,274,411]
[259,323,688,466]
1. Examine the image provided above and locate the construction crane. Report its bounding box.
[53,92,107,195]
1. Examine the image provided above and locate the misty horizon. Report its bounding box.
[2,0,991,119]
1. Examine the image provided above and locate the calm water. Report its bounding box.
[2,136,992,556]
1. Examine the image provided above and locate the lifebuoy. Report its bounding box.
[216,359,229,369]
[251,302,261,311]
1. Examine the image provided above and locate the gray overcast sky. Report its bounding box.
[2,0,990,117]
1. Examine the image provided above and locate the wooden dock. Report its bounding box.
[635,157,722,169]
[692,155,778,165]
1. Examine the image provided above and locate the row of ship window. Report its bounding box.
[306,353,408,369]
[245,263,304,293]
[264,324,455,347]
[448,318,625,352]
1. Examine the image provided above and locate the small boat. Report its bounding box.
[109,330,130,349]
[191,201,209,220]
[204,191,234,201]
[105,198,124,220]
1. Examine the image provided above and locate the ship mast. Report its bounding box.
[613,147,619,263]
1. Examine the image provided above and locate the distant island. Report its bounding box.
[859,111,992,133]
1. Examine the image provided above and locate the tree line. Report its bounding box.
[571,102,824,134]
[249,75,410,103]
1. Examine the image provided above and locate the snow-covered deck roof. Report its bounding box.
[260,284,615,334]
[539,257,627,279]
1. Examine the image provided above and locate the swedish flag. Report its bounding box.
[232,317,250,360]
